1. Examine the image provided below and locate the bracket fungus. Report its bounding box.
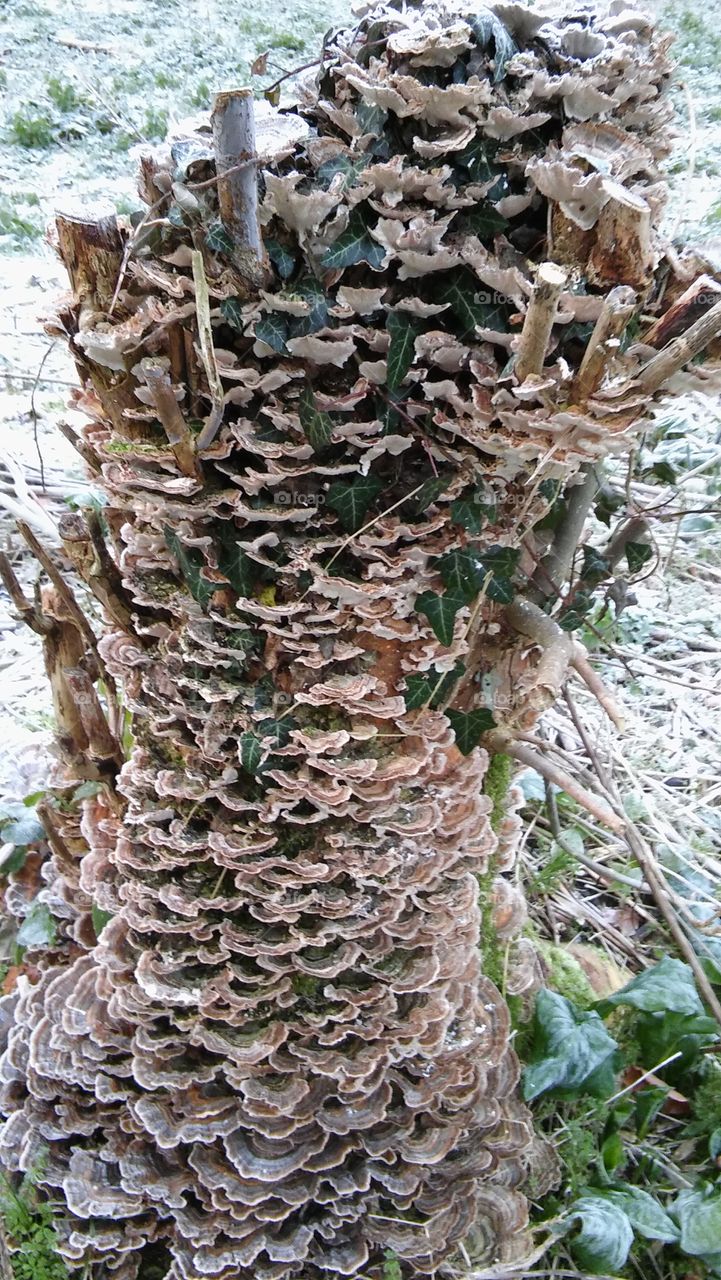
[0,1,714,1277]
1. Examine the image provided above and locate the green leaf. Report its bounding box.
[265,237,296,279]
[17,900,57,950]
[408,476,449,516]
[214,528,255,597]
[206,219,235,255]
[523,989,618,1101]
[298,385,334,453]
[404,662,465,712]
[634,1086,668,1139]
[326,475,383,532]
[239,731,264,774]
[255,313,289,353]
[625,541,653,574]
[455,136,500,184]
[564,1196,633,1274]
[648,459,677,484]
[256,717,293,751]
[2,813,44,847]
[558,592,594,631]
[598,956,705,1017]
[164,527,216,609]
[316,154,365,190]
[673,1188,721,1258]
[437,549,482,603]
[435,268,507,338]
[593,1187,679,1243]
[469,8,518,82]
[92,904,114,938]
[356,101,386,138]
[476,544,520,603]
[415,591,464,646]
[220,297,245,330]
[580,544,610,585]
[450,487,496,533]
[386,311,418,391]
[320,208,385,271]
[446,707,495,754]
[459,202,508,237]
[287,275,329,337]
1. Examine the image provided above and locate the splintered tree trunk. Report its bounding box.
[0,3,715,1279]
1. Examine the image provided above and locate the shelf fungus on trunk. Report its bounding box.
[0,1,707,1277]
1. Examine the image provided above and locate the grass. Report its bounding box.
[0,196,43,247]
[6,107,57,149]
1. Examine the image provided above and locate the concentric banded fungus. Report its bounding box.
[0,0,691,1275]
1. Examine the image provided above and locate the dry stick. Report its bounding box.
[63,668,122,766]
[634,297,721,394]
[526,464,600,606]
[138,359,200,479]
[58,511,137,636]
[57,420,102,475]
[499,737,624,831]
[15,520,115,697]
[545,783,639,889]
[569,643,625,732]
[514,261,567,382]
[191,250,227,452]
[211,89,267,289]
[572,285,636,402]
[0,552,52,635]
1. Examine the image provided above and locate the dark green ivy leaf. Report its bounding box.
[591,1187,679,1244]
[164,527,216,609]
[468,8,518,82]
[320,208,385,271]
[356,101,387,137]
[287,275,329,338]
[256,717,294,750]
[206,219,235,255]
[408,476,450,516]
[450,487,497,533]
[437,548,483,602]
[220,297,245,330]
[404,662,465,712]
[214,528,255,597]
[255,313,289,354]
[446,707,495,754]
[476,545,520,603]
[435,268,507,338]
[580,544,611,585]
[239,731,265,775]
[298,385,334,453]
[558,591,594,631]
[459,202,508,238]
[386,311,419,391]
[523,989,618,1101]
[625,541,653,574]
[415,591,464,646]
[455,135,500,184]
[265,237,296,280]
[598,956,705,1018]
[326,475,383,532]
[316,154,366,190]
[673,1188,721,1261]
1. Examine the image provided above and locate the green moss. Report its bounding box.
[535,941,596,1010]
[0,1169,68,1280]
[483,752,512,833]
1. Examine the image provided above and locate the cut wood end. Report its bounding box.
[537,262,568,288]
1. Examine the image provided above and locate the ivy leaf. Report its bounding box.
[164,527,216,609]
[92,904,114,939]
[265,237,296,280]
[326,475,383,532]
[647,459,677,484]
[408,476,449,516]
[404,662,465,711]
[437,548,482,602]
[625,541,653,574]
[298,385,334,453]
[523,989,618,1101]
[386,311,418,391]
[451,487,497,533]
[356,101,386,137]
[220,297,245,330]
[255,313,289,353]
[320,208,386,271]
[317,154,365,190]
[598,956,705,1017]
[239,731,265,775]
[459,202,508,237]
[287,275,329,337]
[558,591,594,631]
[672,1189,721,1260]
[206,219,235,255]
[446,707,495,754]
[214,527,255,597]
[580,544,611,585]
[436,268,507,338]
[1,812,44,847]
[257,717,293,751]
[564,1196,634,1274]
[455,136,500,184]
[17,900,57,950]
[469,8,519,83]
[476,545,520,603]
[592,1188,679,1243]
[415,591,464,646]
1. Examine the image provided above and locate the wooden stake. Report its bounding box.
[514,262,567,382]
[635,298,721,393]
[211,89,268,289]
[137,359,200,479]
[573,285,636,402]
